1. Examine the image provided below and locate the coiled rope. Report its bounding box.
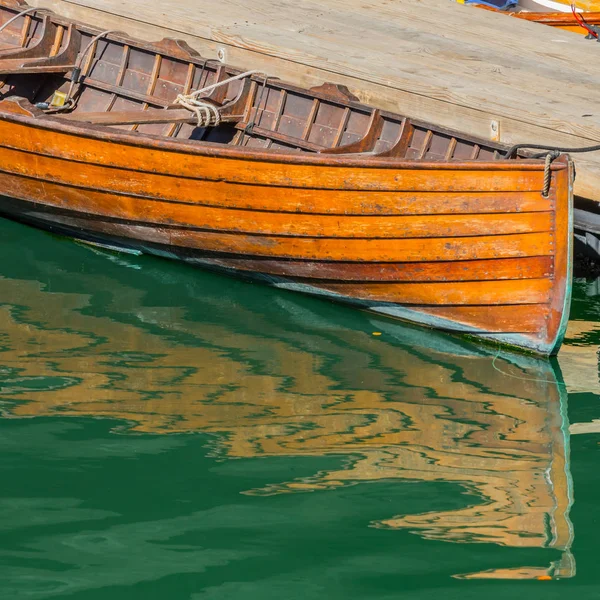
[175,69,263,127]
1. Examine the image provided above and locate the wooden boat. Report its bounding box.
[0,0,574,355]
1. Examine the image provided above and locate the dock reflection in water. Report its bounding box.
[0,220,574,585]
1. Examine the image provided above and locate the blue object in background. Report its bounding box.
[464,0,519,9]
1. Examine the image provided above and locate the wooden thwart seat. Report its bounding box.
[319,110,383,154]
[59,79,253,126]
[61,107,204,126]
[376,119,414,158]
[60,106,244,126]
[0,15,57,59]
[0,22,79,74]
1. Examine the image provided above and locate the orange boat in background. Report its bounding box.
[465,1,600,35]
[511,9,600,34]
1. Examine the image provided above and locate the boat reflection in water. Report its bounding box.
[0,222,574,580]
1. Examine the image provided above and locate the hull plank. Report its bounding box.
[0,206,558,262]
[0,147,554,215]
[307,279,553,305]
[412,304,549,333]
[180,256,555,282]
[0,201,562,344]
[0,169,556,238]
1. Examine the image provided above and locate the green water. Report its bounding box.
[1,217,600,599]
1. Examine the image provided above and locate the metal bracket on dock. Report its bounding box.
[585,25,600,41]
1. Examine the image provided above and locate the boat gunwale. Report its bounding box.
[0,103,568,172]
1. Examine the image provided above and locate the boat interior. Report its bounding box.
[0,2,514,160]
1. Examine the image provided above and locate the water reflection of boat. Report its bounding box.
[0,220,575,579]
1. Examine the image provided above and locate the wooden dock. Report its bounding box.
[25,0,600,225]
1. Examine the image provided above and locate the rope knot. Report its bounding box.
[175,94,221,128]
[175,69,264,128]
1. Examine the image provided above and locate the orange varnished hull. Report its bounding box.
[0,0,574,355]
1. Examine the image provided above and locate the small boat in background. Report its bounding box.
[0,0,574,355]
[507,9,600,36]
[462,0,600,36]
[518,0,600,12]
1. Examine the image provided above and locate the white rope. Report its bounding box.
[49,29,118,113]
[174,95,222,128]
[175,69,263,127]
[185,69,262,99]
